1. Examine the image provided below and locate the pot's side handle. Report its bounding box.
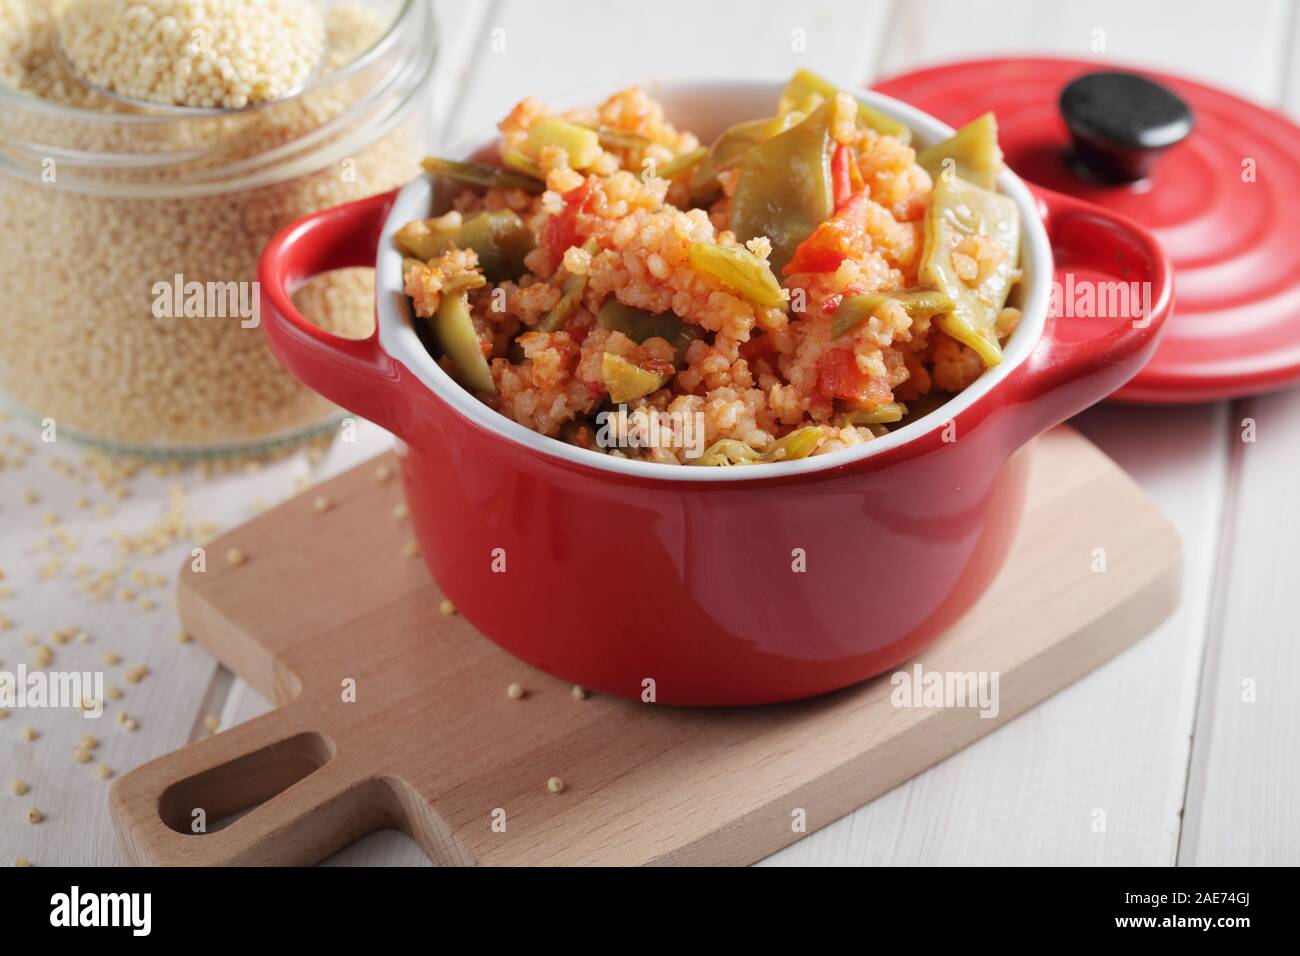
[1003,185,1174,439]
[258,188,410,438]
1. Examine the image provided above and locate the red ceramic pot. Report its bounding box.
[259,81,1172,706]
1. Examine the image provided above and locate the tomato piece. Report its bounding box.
[739,333,778,363]
[782,193,870,276]
[545,178,595,260]
[815,348,892,403]
[831,144,854,210]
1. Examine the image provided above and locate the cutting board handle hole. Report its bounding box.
[157,731,335,835]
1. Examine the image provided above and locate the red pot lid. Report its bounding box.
[875,57,1300,404]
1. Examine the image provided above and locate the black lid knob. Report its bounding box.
[1059,71,1194,184]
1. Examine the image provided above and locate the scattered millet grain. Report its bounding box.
[25,807,43,824]
[392,502,409,520]
[226,547,247,567]
[106,686,123,702]
[14,858,31,867]
[174,630,191,644]
[95,765,114,781]
[312,495,332,513]
[203,714,221,734]
[20,726,37,742]
[73,747,92,765]
[125,665,150,684]
[571,685,588,701]
[80,735,97,751]
[374,464,393,483]
[101,652,121,667]
[11,779,28,796]
[439,598,457,616]
[547,777,565,795]
[506,682,525,700]
[403,541,420,559]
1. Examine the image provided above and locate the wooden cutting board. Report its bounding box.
[110,426,1180,866]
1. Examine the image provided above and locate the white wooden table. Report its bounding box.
[3,0,1297,866]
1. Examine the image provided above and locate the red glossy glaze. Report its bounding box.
[259,184,1172,706]
[875,57,1300,404]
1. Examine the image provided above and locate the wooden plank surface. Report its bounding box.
[111,429,1180,866]
[1175,5,1300,868]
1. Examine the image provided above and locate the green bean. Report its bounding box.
[688,113,802,202]
[688,439,759,466]
[831,290,956,339]
[759,426,826,462]
[652,146,707,180]
[601,352,670,403]
[596,300,703,367]
[431,290,495,393]
[844,402,907,425]
[688,243,786,309]
[528,116,603,170]
[778,69,912,145]
[916,113,1003,190]
[687,426,826,466]
[730,100,836,275]
[918,174,1021,367]
[394,209,535,283]
[538,237,599,333]
[420,156,545,194]
[579,123,653,150]
[501,148,545,179]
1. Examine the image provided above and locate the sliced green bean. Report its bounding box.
[528,116,603,170]
[831,290,956,339]
[730,100,836,275]
[777,69,912,145]
[421,156,545,194]
[688,113,802,202]
[652,146,707,180]
[688,243,786,309]
[538,237,598,333]
[579,123,653,150]
[918,174,1021,367]
[688,439,759,466]
[759,426,826,462]
[596,300,704,367]
[916,113,1003,190]
[431,290,495,393]
[601,352,670,403]
[394,209,535,283]
[845,401,907,425]
[501,148,545,179]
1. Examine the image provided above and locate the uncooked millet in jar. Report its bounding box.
[59,0,327,111]
[0,1,421,450]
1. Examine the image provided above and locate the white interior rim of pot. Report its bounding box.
[375,78,1054,483]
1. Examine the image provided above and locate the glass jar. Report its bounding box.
[0,0,436,456]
